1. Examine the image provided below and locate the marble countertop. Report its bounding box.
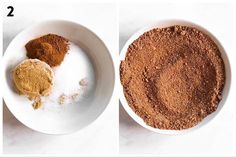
[119,2,236,155]
[3,2,118,155]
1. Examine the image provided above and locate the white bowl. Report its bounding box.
[3,20,115,134]
[119,19,231,134]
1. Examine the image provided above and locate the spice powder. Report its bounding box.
[25,34,69,67]
[120,25,225,130]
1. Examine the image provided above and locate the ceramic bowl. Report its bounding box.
[3,20,115,134]
[119,19,231,134]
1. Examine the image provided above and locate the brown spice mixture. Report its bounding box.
[25,34,69,67]
[120,25,225,130]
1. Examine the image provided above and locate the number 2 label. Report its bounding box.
[7,6,14,17]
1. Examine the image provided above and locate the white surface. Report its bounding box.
[0,0,3,154]
[119,2,235,155]
[3,20,115,134]
[3,2,118,154]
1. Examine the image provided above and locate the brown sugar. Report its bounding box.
[58,94,67,105]
[120,25,225,130]
[79,78,88,87]
[32,98,43,110]
[13,59,54,109]
[25,34,69,67]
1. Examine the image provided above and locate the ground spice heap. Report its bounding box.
[120,25,225,130]
[25,34,69,67]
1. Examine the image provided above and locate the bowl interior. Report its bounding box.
[119,20,231,134]
[3,20,115,134]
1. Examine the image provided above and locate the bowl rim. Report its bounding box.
[3,19,116,135]
[119,19,231,135]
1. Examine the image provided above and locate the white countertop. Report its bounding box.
[119,2,236,155]
[3,2,118,155]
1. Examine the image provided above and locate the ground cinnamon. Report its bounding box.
[25,34,69,67]
[120,25,225,130]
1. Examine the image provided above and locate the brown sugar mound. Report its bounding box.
[25,34,69,67]
[120,25,225,130]
[13,59,54,109]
